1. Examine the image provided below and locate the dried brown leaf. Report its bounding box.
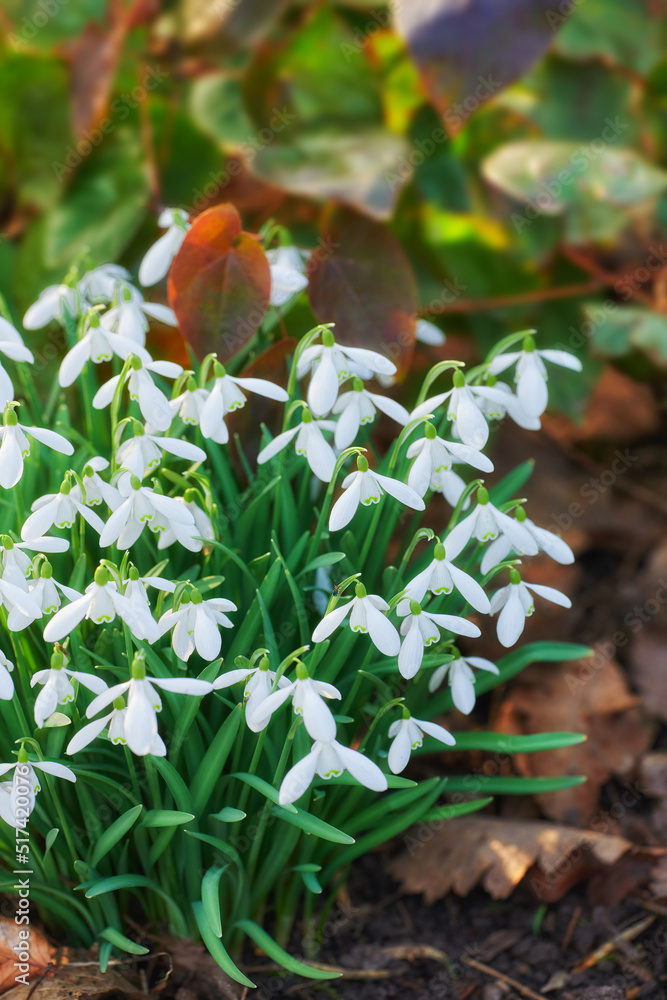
[0,916,51,995]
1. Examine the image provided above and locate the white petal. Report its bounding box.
[66,713,112,755]
[539,349,582,371]
[334,742,388,791]
[33,760,76,781]
[417,718,456,745]
[388,723,412,774]
[312,602,351,642]
[374,473,425,511]
[257,426,299,464]
[329,476,362,532]
[398,622,424,679]
[524,582,572,608]
[364,602,400,656]
[279,748,319,805]
[496,587,526,647]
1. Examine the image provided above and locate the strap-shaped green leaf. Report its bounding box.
[271,804,355,845]
[202,864,229,937]
[234,919,340,980]
[99,926,149,955]
[193,901,255,988]
[91,805,143,868]
[140,809,195,828]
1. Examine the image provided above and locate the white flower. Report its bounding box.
[279,739,387,805]
[267,246,309,306]
[415,319,446,346]
[411,371,513,450]
[169,380,209,428]
[212,655,292,722]
[199,362,288,445]
[297,330,397,417]
[0,405,73,489]
[257,409,336,483]
[43,565,159,643]
[406,422,493,499]
[84,659,212,756]
[116,422,206,478]
[123,569,176,623]
[58,313,151,388]
[0,534,68,587]
[155,495,214,553]
[101,286,177,346]
[139,208,190,287]
[29,562,82,617]
[329,456,424,532]
[31,650,107,728]
[0,318,34,407]
[157,589,236,661]
[388,713,455,773]
[397,600,481,680]
[0,577,43,632]
[21,478,105,540]
[444,488,538,562]
[78,457,121,510]
[312,583,400,656]
[67,699,165,756]
[474,379,541,431]
[99,474,195,550]
[401,542,490,614]
[480,510,575,575]
[489,337,582,418]
[490,569,572,647]
[78,263,131,304]
[428,652,499,714]
[0,757,76,828]
[93,356,183,432]
[23,285,80,330]
[0,652,14,700]
[246,666,341,740]
[331,379,409,450]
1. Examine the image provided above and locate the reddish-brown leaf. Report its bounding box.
[168,203,271,362]
[307,207,417,375]
[60,0,127,137]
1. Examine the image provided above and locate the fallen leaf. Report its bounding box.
[629,627,667,724]
[492,659,650,825]
[0,916,51,994]
[542,366,660,444]
[387,816,635,903]
[0,964,139,999]
[168,202,271,362]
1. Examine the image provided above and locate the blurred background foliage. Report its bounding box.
[1,0,667,415]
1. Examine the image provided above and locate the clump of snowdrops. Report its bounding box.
[0,212,588,985]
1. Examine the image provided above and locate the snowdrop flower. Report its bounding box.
[411,371,513,450]
[267,245,309,306]
[312,582,400,656]
[331,378,410,450]
[169,377,209,428]
[406,422,493,499]
[479,507,575,575]
[401,542,490,614]
[78,263,131,304]
[157,589,236,661]
[444,488,538,562]
[99,474,195,550]
[139,208,190,287]
[29,562,81,617]
[428,650,499,715]
[212,655,292,723]
[329,455,424,532]
[23,284,80,330]
[397,600,481,680]
[123,567,175,622]
[247,664,341,739]
[0,752,76,828]
[115,421,206,478]
[489,335,582,418]
[67,695,166,756]
[155,494,214,553]
[0,318,34,407]
[0,652,14,700]
[297,329,397,417]
[31,648,107,728]
[58,312,151,388]
[93,355,183,432]
[0,404,74,490]
[279,739,387,805]
[415,319,446,346]
[490,569,571,647]
[257,409,336,483]
[43,565,159,643]
[199,361,288,445]
[0,535,68,587]
[388,710,455,774]
[84,656,212,756]
[474,377,540,431]
[101,286,177,347]
[78,457,121,510]
[0,578,43,632]
[21,476,105,540]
